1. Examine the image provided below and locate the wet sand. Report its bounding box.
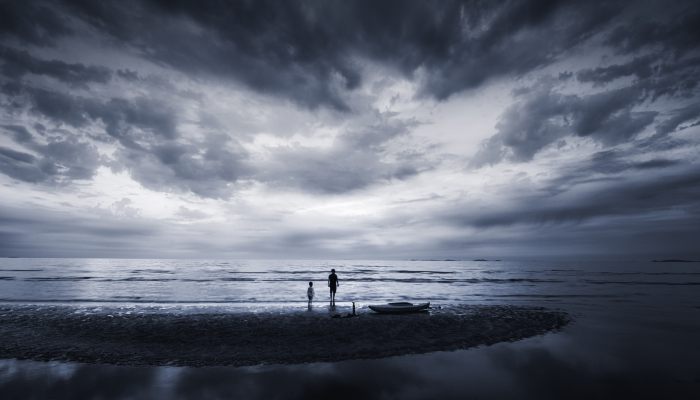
[0,305,569,367]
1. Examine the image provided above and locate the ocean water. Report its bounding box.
[1,258,699,399]
[0,258,698,308]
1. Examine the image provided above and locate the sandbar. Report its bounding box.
[0,304,569,367]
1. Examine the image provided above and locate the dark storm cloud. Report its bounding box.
[134,0,627,104]
[0,0,641,109]
[0,82,189,188]
[118,134,250,199]
[471,84,657,166]
[2,0,697,195]
[471,0,700,166]
[2,78,420,197]
[0,0,697,219]
[116,68,141,82]
[631,158,680,170]
[0,45,111,87]
[90,97,179,143]
[472,48,699,167]
[416,0,620,99]
[576,56,655,85]
[576,55,700,100]
[655,102,700,135]
[584,150,682,175]
[1,0,698,110]
[0,83,251,197]
[0,1,71,46]
[2,85,93,127]
[80,96,248,198]
[2,84,178,144]
[604,1,700,56]
[0,125,100,184]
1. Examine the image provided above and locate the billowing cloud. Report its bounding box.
[0,0,699,258]
[471,83,658,166]
[0,1,71,46]
[470,0,700,166]
[656,102,700,135]
[117,134,250,199]
[0,0,641,109]
[0,125,100,184]
[0,45,111,87]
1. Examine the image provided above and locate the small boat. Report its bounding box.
[368,302,430,314]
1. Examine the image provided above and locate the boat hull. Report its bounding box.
[368,302,430,314]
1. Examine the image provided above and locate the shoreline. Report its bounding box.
[0,304,569,367]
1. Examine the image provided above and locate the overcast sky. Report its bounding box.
[1,0,699,259]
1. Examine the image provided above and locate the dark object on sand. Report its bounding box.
[369,302,430,313]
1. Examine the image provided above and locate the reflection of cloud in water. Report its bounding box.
[0,360,157,399]
[174,361,424,400]
[1,309,699,399]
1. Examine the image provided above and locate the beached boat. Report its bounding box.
[368,302,430,314]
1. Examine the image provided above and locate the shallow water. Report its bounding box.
[1,258,699,398]
[0,258,698,307]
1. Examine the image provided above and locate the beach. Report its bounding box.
[0,258,699,399]
[0,304,568,366]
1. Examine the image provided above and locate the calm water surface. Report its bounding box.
[1,258,699,399]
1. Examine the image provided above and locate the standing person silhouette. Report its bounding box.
[328,268,339,306]
[307,281,315,310]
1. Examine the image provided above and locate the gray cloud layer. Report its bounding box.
[0,0,655,108]
[1,0,699,258]
[3,0,698,192]
[0,124,100,184]
[258,114,424,194]
[471,0,700,166]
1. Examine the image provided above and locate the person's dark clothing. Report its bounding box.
[328,273,338,293]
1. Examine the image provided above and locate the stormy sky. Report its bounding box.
[1,0,699,259]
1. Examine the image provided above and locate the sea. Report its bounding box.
[1,258,699,399]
